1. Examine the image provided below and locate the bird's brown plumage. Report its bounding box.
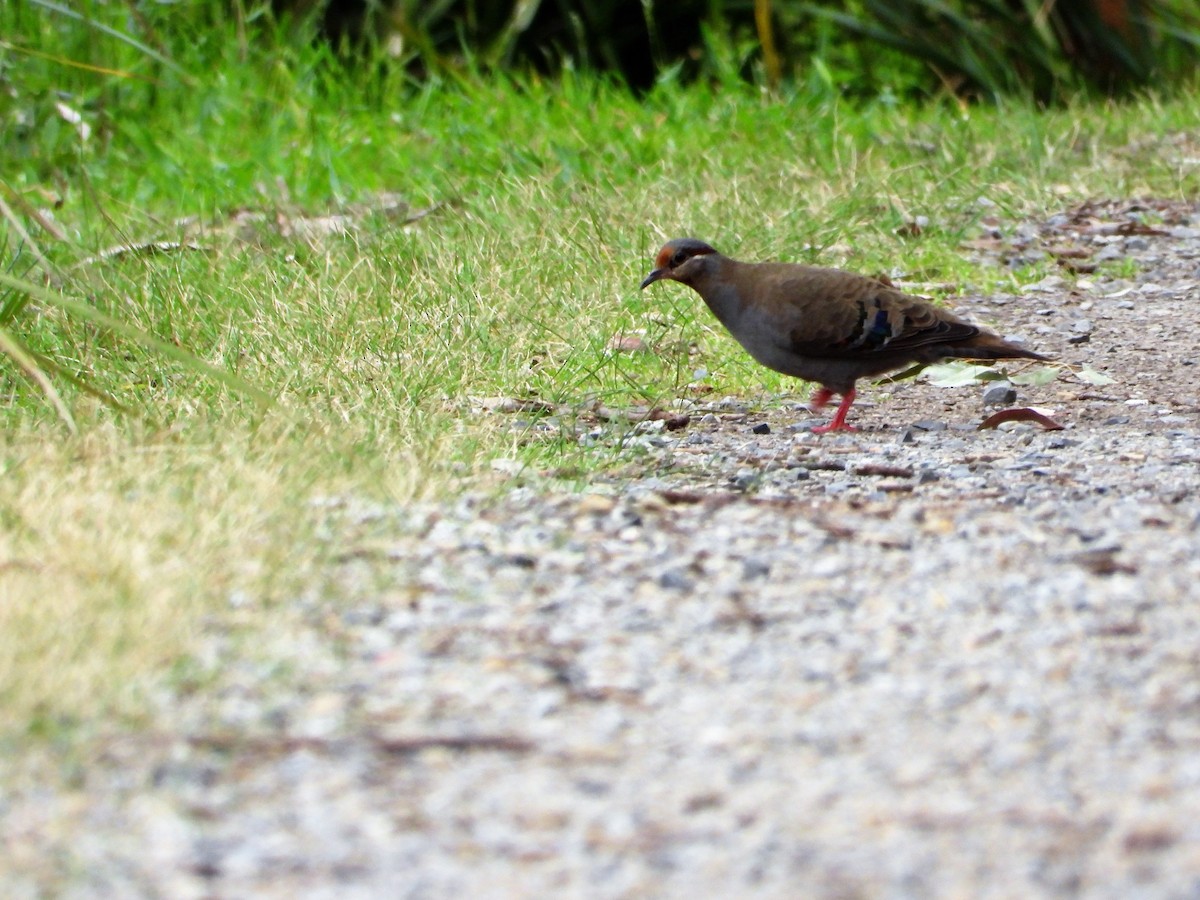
[640,238,1048,432]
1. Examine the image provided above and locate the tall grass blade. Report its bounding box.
[0,324,76,431]
[0,273,272,406]
[29,0,193,81]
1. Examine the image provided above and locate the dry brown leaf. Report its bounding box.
[606,335,648,353]
[78,240,206,266]
[978,408,1065,431]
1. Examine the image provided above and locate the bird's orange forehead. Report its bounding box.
[653,246,675,269]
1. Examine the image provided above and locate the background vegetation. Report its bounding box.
[0,0,1197,735]
[289,0,1200,98]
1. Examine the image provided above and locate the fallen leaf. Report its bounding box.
[79,240,206,266]
[1076,366,1115,386]
[55,101,91,142]
[1010,367,1059,387]
[1074,548,1138,577]
[978,408,1065,430]
[647,408,690,430]
[606,334,648,353]
[1046,246,1093,259]
[852,463,914,478]
[877,362,928,383]
[924,362,1001,387]
[1057,259,1098,274]
[474,396,557,414]
[896,217,928,238]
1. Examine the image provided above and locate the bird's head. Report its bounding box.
[640,238,719,290]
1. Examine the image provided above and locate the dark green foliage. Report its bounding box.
[5,0,1198,102]
[798,0,1200,100]
[268,0,1200,97]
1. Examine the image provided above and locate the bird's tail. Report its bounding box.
[952,332,1050,362]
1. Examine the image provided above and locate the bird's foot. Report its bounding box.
[810,388,857,434]
[811,422,858,435]
[807,388,834,412]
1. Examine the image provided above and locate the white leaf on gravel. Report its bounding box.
[1077,366,1115,386]
[1010,367,1059,387]
[924,362,998,387]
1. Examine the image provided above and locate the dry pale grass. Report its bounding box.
[0,418,437,736]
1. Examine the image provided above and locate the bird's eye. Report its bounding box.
[670,251,687,268]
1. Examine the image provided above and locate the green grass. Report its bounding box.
[2,13,1199,734]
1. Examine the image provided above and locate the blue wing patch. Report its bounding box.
[838,299,896,351]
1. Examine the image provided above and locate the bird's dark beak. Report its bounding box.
[640,268,667,290]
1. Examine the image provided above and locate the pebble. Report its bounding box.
[731,470,758,490]
[982,381,1018,405]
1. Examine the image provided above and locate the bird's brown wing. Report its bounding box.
[780,273,978,359]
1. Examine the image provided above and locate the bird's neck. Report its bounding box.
[689,261,744,328]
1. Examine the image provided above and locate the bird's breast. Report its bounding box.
[719,305,810,378]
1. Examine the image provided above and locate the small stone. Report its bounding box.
[751,423,771,435]
[1123,236,1151,251]
[982,382,1017,406]
[1104,415,1131,425]
[732,470,759,491]
[658,567,694,591]
[576,494,617,515]
[664,415,691,431]
[742,557,771,580]
[1021,275,1067,292]
[916,469,941,484]
[912,420,948,432]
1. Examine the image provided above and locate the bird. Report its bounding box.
[640,238,1048,433]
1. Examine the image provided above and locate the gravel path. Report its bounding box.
[6,200,1200,897]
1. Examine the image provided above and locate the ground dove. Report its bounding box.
[640,238,1048,433]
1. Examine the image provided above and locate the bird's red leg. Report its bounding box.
[808,387,833,411]
[812,389,857,434]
